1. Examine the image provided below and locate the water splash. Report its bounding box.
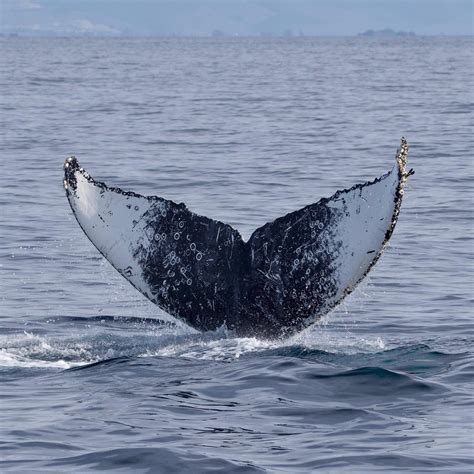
[0,313,387,369]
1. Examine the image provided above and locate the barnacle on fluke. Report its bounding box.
[64,139,411,338]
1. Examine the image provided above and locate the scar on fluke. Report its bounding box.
[64,138,411,338]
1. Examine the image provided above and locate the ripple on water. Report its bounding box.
[1,36,473,473]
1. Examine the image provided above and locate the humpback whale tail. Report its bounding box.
[64,139,411,338]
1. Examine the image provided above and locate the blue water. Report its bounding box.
[1,37,473,472]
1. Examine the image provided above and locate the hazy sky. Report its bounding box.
[1,0,472,36]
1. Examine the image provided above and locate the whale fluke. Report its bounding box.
[64,139,411,338]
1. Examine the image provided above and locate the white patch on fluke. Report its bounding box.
[327,166,399,300]
[66,170,163,298]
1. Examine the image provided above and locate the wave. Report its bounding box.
[0,316,469,375]
[3,447,262,473]
[0,330,463,382]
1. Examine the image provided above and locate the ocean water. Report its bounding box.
[0,37,473,472]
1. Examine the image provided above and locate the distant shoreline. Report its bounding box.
[358,28,416,37]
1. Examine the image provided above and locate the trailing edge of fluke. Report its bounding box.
[64,139,412,338]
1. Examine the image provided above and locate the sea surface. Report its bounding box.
[0,37,473,473]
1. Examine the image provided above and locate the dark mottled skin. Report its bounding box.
[241,203,342,337]
[136,203,246,333]
[133,200,341,339]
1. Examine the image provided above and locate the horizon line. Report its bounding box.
[1,33,471,39]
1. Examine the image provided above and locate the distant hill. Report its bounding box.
[359,28,416,37]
